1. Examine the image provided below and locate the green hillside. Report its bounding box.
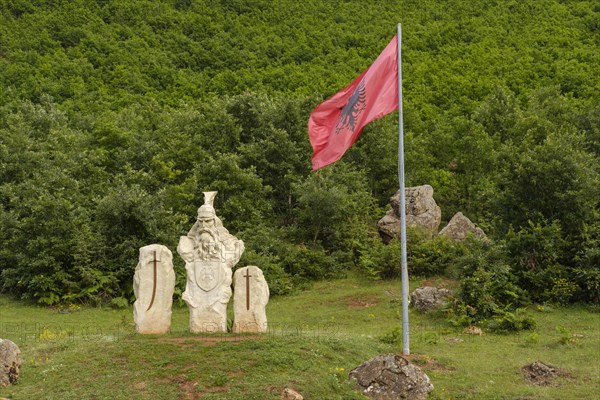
[0,0,599,309]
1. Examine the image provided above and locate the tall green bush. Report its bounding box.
[447,239,532,330]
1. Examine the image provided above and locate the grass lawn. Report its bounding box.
[1,274,598,399]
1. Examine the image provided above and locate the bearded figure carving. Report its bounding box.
[177,191,244,333]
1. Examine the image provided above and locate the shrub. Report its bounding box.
[447,239,530,329]
[109,296,130,310]
[573,221,600,304]
[545,278,579,306]
[359,227,468,279]
[505,220,571,303]
[408,234,467,277]
[281,245,338,280]
[358,238,401,279]
[379,327,403,346]
[486,308,536,333]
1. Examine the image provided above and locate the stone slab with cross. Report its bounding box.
[233,265,269,333]
[133,244,175,334]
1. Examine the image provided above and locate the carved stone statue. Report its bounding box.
[133,244,175,334]
[178,191,244,333]
[233,266,269,333]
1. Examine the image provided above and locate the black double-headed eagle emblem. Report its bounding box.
[335,79,367,135]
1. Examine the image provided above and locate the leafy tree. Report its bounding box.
[292,163,375,251]
[505,221,570,304]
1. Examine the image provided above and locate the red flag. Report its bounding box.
[308,35,399,170]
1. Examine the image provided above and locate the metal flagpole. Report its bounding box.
[397,23,410,355]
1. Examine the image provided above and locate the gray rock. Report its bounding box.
[438,212,486,241]
[0,339,20,388]
[378,185,442,242]
[349,354,433,400]
[522,361,565,386]
[377,208,402,244]
[411,287,453,312]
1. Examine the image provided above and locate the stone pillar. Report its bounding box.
[233,266,269,333]
[133,244,175,334]
[0,339,20,388]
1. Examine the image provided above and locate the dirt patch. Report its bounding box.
[343,295,379,308]
[159,335,262,347]
[403,354,455,373]
[142,375,197,400]
[152,369,246,399]
[227,369,245,378]
[154,374,201,400]
[522,361,570,386]
[201,385,228,394]
[111,355,129,363]
[172,374,200,400]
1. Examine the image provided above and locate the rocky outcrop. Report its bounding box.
[378,185,442,242]
[349,354,433,400]
[411,287,453,312]
[438,212,486,241]
[522,361,566,386]
[377,209,403,244]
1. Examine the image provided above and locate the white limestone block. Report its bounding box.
[233,266,269,333]
[133,244,175,334]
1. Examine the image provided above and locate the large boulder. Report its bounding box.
[349,354,433,400]
[438,212,486,241]
[377,209,402,244]
[378,185,441,242]
[411,287,453,312]
[0,339,20,388]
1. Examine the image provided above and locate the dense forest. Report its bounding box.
[1,0,598,323]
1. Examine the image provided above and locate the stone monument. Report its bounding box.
[0,338,20,388]
[133,244,175,334]
[233,266,269,333]
[178,191,245,333]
